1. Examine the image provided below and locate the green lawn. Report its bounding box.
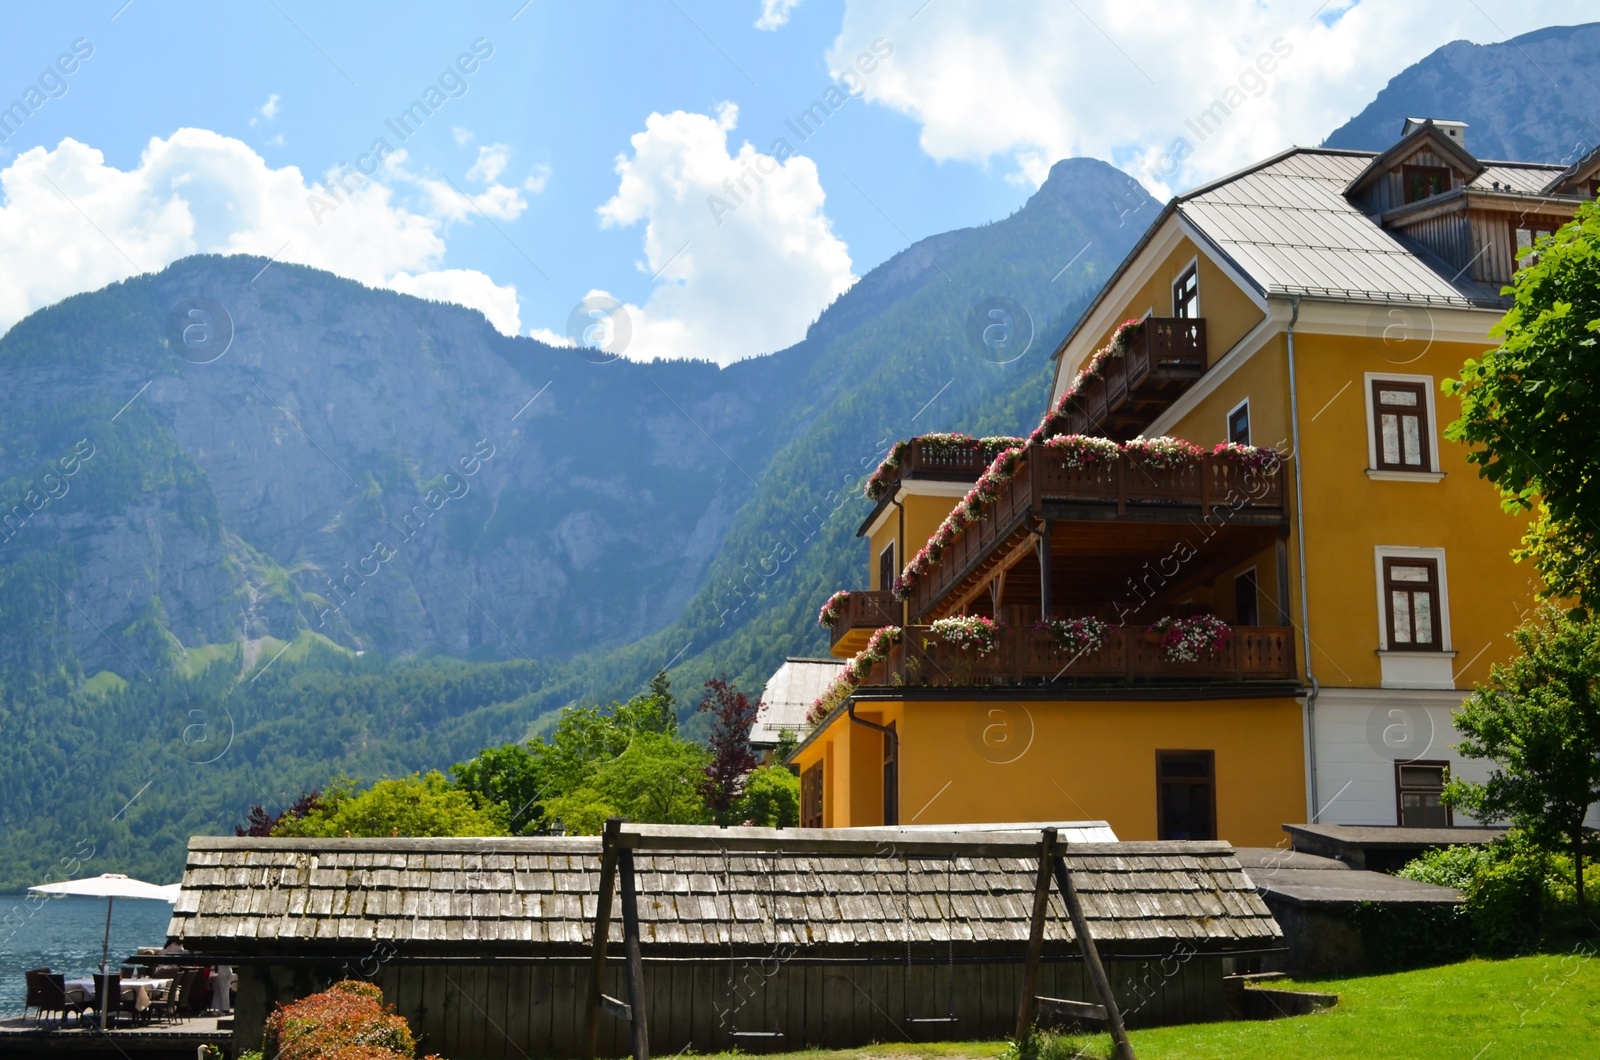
[699,955,1600,1060]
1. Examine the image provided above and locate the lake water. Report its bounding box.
[0,893,174,1017]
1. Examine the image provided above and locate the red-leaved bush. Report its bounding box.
[262,980,435,1060]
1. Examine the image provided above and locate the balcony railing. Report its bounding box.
[867,437,1019,506]
[827,589,900,650]
[857,624,1296,687]
[1063,317,1206,438]
[905,444,1286,619]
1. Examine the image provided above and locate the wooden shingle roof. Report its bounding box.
[169,834,1281,959]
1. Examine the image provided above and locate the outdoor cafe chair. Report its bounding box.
[25,969,86,1023]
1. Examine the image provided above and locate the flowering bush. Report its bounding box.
[1028,319,1144,442]
[1040,434,1121,468]
[817,590,851,628]
[1123,436,1204,470]
[1146,614,1232,663]
[930,615,1006,654]
[862,434,1024,501]
[894,446,1025,600]
[1036,616,1113,656]
[1211,441,1282,471]
[805,673,854,727]
[805,626,901,728]
[262,980,419,1060]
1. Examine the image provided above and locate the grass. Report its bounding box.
[695,955,1600,1060]
[80,670,128,696]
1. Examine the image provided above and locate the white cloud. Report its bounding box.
[0,128,523,335]
[389,268,520,335]
[756,0,801,30]
[259,94,280,121]
[467,143,510,183]
[592,103,855,365]
[452,126,474,146]
[528,325,574,347]
[830,0,1599,194]
[523,163,552,194]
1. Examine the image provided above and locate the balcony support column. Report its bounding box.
[1035,520,1054,622]
[1275,536,1291,626]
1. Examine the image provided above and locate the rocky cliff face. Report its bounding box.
[1324,22,1600,163]
[0,260,778,672]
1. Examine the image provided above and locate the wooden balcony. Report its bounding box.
[904,444,1287,621]
[827,590,901,658]
[858,624,1296,687]
[861,437,1021,533]
[1063,318,1206,439]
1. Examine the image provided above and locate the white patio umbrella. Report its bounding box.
[29,873,179,1029]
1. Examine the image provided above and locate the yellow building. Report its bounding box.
[795,120,1600,845]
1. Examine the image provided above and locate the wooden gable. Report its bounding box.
[1346,122,1483,215]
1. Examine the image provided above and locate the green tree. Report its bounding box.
[273,772,509,838]
[1445,605,1600,910]
[733,765,800,827]
[1445,197,1600,611]
[544,732,710,833]
[450,744,548,835]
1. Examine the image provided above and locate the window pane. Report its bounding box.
[1414,593,1435,643]
[1400,765,1445,787]
[1382,414,1401,465]
[1379,388,1419,407]
[1390,564,1431,583]
[1392,591,1413,643]
[1516,228,1534,250]
[1161,757,1209,778]
[1402,415,1423,465]
[1401,792,1450,828]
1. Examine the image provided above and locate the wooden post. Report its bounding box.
[619,847,650,1060]
[583,817,623,1060]
[1014,828,1057,1041]
[1051,854,1136,1060]
[1036,522,1053,622]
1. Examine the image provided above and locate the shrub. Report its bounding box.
[735,765,800,827]
[1398,843,1493,890]
[261,980,417,1060]
[1397,833,1600,954]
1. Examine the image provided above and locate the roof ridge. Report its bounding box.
[1178,146,1376,201]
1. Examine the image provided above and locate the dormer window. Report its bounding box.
[1402,165,1450,203]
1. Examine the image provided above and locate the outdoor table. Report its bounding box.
[65,976,174,1014]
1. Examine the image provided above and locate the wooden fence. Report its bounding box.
[236,949,1225,1060]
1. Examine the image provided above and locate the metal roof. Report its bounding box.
[1183,150,1483,307]
[751,657,844,746]
[167,834,1283,957]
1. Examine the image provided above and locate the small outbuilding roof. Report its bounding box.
[751,657,845,747]
[168,831,1282,960]
[1234,846,1461,908]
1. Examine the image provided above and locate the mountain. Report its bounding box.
[1324,22,1600,163]
[0,157,1155,889]
[0,159,1149,683]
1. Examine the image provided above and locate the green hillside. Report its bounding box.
[0,158,1151,890]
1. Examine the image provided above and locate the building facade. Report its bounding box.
[797,121,1600,843]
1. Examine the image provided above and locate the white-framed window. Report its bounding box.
[1364,372,1440,475]
[1227,398,1251,445]
[1173,258,1200,320]
[1373,547,1452,652]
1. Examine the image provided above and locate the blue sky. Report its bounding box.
[1,1,1592,363]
